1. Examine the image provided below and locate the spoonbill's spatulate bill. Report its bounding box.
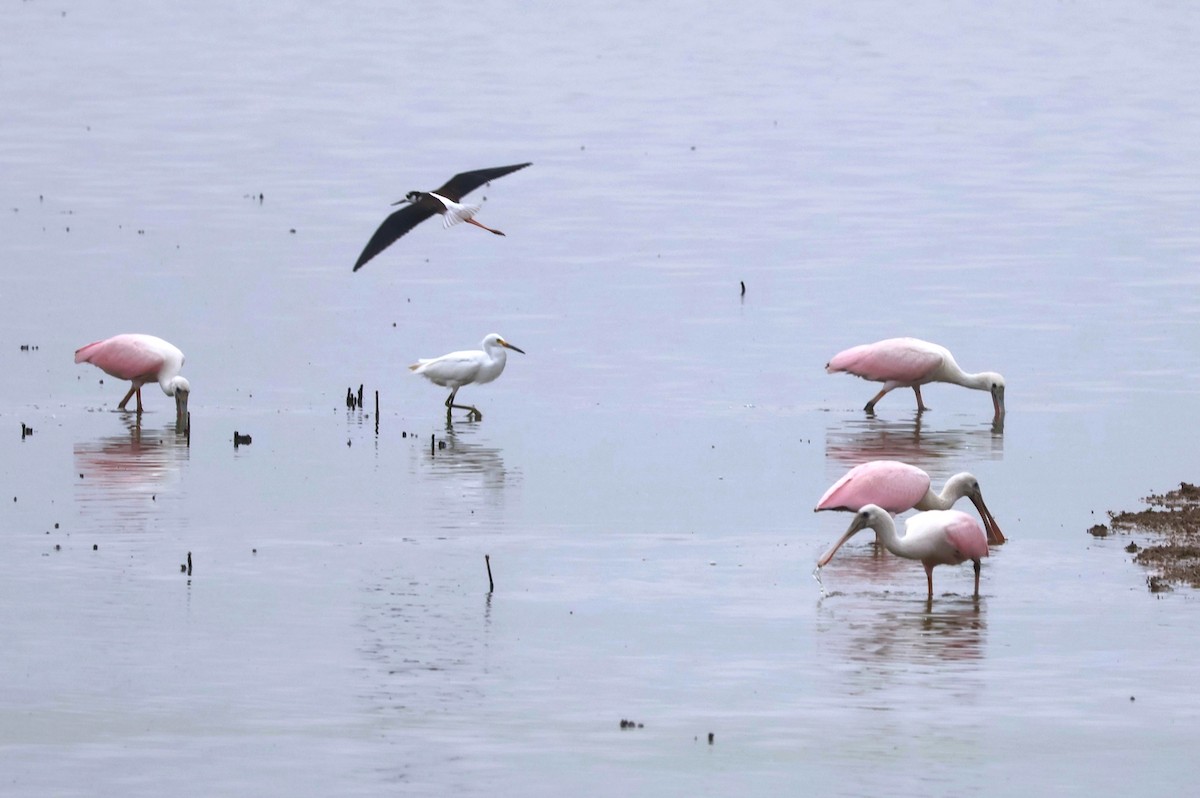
[815,459,1005,544]
[352,162,532,271]
[826,337,1005,420]
[74,333,190,418]
[817,505,989,599]
[410,333,524,421]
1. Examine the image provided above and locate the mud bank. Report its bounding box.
[1093,483,1200,591]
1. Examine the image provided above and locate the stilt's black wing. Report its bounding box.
[434,162,532,202]
[352,204,437,271]
[352,162,531,271]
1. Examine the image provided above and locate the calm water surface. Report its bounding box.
[2,1,1199,795]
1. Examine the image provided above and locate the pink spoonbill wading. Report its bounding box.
[74,333,190,419]
[826,337,1005,420]
[817,505,990,599]
[815,459,1005,545]
[410,333,525,421]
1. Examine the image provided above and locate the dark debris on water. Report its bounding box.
[1100,482,1200,591]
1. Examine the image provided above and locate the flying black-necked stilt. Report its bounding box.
[352,162,532,271]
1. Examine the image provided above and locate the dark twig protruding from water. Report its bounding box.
[375,390,380,435]
[346,387,355,409]
[708,732,714,745]
[182,551,192,575]
[740,280,746,297]
[430,433,435,457]
[234,431,252,448]
[357,384,364,409]
[485,554,494,592]
[21,423,33,439]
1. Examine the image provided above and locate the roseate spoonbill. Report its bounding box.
[410,333,524,421]
[815,460,1005,544]
[826,337,1005,419]
[817,505,989,599]
[353,162,532,271]
[74,334,190,418]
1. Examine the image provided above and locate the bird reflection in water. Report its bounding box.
[423,418,515,498]
[817,592,987,669]
[824,412,1003,475]
[74,415,190,530]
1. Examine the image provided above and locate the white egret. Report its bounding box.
[410,333,524,420]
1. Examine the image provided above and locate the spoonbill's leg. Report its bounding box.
[864,387,891,413]
[973,559,981,598]
[923,562,935,600]
[117,384,137,410]
[913,385,929,412]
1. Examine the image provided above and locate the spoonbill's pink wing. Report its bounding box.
[816,460,930,513]
[940,510,989,561]
[74,335,166,381]
[826,338,943,383]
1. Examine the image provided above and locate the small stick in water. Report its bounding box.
[374,390,379,435]
[357,384,364,408]
[430,433,435,457]
[187,551,193,576]
[485,554,494,592]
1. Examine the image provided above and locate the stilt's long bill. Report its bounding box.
[352,162,531,271]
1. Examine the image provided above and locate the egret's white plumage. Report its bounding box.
[818,505,990,599]
[411,333,524,420]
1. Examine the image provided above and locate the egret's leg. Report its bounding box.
[445,387,482,420]
[447,403,482,421]
[117,384,137,410]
